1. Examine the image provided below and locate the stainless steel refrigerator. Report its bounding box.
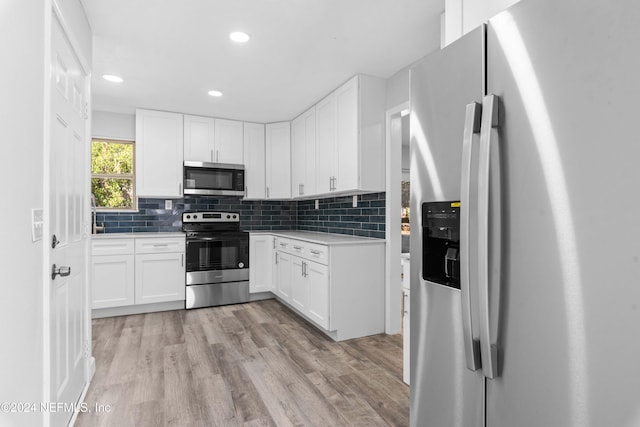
[410,0,640,426]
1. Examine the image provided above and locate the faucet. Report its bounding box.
[90,193,104,234]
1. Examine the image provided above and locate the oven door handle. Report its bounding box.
[186,237,244,243]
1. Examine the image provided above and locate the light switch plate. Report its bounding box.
[315,200,319,210]
[32,208,43,242]
[352,195,358,208]
[165,200,172,210]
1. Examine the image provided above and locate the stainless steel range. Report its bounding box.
[182,211,249,309]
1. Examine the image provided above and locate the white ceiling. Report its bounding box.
[82,0,443,123]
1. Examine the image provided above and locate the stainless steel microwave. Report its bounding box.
[183,161,245,197]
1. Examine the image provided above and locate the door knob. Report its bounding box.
[51,264,71,280]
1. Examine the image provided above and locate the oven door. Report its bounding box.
[185,232,249,285]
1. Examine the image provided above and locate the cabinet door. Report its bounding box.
[214,118,244,164]
[136,109,184,197]
[265,122,291,199]
[336,76,359,192]
[303,106,317,196]
[243,122,266,199]
[184,114,215,162]
[91,254,135,309]
[291,114,306,197]
[275,250,292,302]
[135,252,186,304]
[249,234,273,293]
[316,93,337,194]
[291,257,307,312]
[306,260,329,329]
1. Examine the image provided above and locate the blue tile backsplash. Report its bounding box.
[296,192,386,239]
[96,192,385,239]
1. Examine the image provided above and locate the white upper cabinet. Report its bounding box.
[136,109,184,198]
[184,114,215,162]
[243,122,266,199]
[184,116,243,164]
[214,118,244,164]
[315,75,386,196]
[292,106,317,198]
[316,93,338,195]
[265,121,291,199]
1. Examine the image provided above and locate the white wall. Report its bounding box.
[93,110,135,140]
[0,1,46,426]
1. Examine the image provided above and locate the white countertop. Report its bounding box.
[250,230,385,246]
[92,232,185,240]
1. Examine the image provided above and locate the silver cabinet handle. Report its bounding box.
[153,243,169,247]
[275,252,279,264]
[293,245,302,250]
[51,264,71,280]
[303,261,307,277]
[272,238,276,249]
[279,242,287,247]
[266,187,270,198]
[181,254,184,267]
[301,183,304,195]
[333,176,337,191]
[310,249,320,255]
[460,101,483,372]
[216,149,219,162]
[211,149,214,162]
[179,182,182,194]
[478,94,501,380]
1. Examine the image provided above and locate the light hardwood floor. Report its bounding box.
[76,299,409,427]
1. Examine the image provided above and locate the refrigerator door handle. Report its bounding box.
[461,101,483,372]
[478,94,501,379]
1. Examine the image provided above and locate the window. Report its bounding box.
[91,138,136,210]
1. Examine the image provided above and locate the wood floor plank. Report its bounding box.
[163,343,204,426]
[212,342,275,424]
[78,300,409,427]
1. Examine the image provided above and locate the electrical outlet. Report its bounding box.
[165,200,172,210]
[32,208,43,242]
[352,195,358,208]
[315,200,319,210]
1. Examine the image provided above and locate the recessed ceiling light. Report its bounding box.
[102,74,123,83]
[400,109,410,117]
[229,31,250,43]
[208,90,223,97]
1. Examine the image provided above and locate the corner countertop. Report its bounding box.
[92,232,185,240]
[249,230,385,246]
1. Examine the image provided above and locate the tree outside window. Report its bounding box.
[91,139,136,210]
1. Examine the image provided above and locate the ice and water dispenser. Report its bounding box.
[422,201,461,289]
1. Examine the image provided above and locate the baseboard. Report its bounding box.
[92,300,185,318]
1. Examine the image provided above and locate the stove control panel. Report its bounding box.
[182,211,239,223]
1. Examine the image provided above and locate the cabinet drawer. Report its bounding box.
[305,242,328,265]
[92,239,135,256]
[275,237,292,253]
[135,237,185,254]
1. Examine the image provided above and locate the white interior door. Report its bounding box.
[49,14,89,427]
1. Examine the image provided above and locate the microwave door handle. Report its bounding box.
[461,101,483,372]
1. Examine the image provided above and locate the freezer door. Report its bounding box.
[410,26,485,427]
[485,0,640,426]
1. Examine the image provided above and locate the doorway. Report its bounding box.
[385,101,410,335]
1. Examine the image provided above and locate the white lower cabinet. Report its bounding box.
[249,234,273,293]
[252,232,384,341]
[135,252,185,304]
[91,235,185,313]
[290,256,308,312]
[91,254,135,309]
[304,260,329,329]
[275,250,293,301]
